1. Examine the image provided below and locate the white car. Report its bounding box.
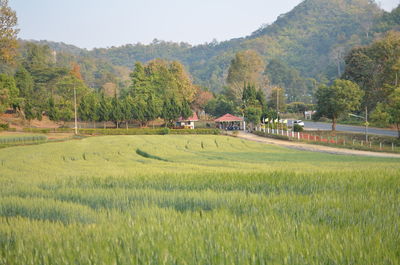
[293,120,305,127]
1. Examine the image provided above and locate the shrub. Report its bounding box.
[370,103,390,127]
[23,128,51,133]
[293,124,304,132]
[0,123,9,129]
[170,129,221,135]
[160,127,170,135]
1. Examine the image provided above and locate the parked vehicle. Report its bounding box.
[293,120,305,127]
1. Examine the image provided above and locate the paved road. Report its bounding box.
[288,120,398,137]
[236,132,400,158]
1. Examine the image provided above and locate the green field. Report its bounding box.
[0,135,399,265]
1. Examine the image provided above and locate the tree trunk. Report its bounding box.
[116,122,119,129]
[103,122,106,129]
[397,123,400,139]
[332,117,337,131]
[126,121,128,130]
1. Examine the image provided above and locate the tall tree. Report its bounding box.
[142,92,161,127]
[23,100,36,127]
[97,93,111,128]
[161,97,181,127]
[0,0,18,66]
[56,75,89,103]
[267,86,286,114]
[180,100,192,120]
[192,86,213,111]
[0,73,17,112]
[110,96,123,128]
[387,87,400,138]
[265,59,310,103]
[242,83,265,128]
[21,43,54,72]
[343,31,400,111]
[14,67,34,99]
[227,50,266,103]
[47,97,59,122]
[70,62,83,80]
[315,79,364,131]
[78,93,99,127]
[330,46,345,78]
[205,96,235,118]
[121,95,134,129]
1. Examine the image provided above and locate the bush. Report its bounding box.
[370,103,390,127]
[54,128,75,133]
[170,129,221,135]
[293,124,304,132]
[160,127,170,135]
[23,128,51,133]
[0,123,9,129]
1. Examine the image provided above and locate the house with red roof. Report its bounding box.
[176,112,199,129]
[214,114,244,130]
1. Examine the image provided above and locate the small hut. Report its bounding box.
[214,114,244,130]
[176,112,199,129]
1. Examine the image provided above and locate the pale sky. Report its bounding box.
[9,0,400,50]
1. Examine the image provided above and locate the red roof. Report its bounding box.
[178,112,199,122]
[215,113,243,122]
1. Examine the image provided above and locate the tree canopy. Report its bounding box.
[0,0,18,66]
[315,79,364,131]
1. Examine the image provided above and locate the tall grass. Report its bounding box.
[0,135,47,146]
[0,135,399,264]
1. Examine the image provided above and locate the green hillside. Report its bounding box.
[20,0,400,96]
[85,0,386,90]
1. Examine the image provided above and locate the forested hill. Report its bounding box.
[30,0,399,93]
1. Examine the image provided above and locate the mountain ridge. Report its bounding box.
[23,0,399,97]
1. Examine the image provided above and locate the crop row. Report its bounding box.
[0,170,399,265]
[0,135,47,145]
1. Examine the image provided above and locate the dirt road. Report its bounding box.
[235,132,400,159]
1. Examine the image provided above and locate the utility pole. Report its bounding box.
[365,106,368,143]
[349,109,368,142]
[74,84,78,135]
[276,87,279,119]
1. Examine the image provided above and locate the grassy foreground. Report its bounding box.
[0,135,399,265]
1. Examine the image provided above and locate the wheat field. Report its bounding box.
[0,135,399,265]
